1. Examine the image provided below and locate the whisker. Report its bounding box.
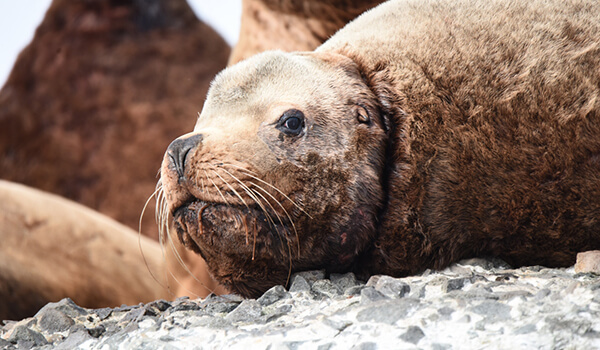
[221,163,259,176]
[204,170,231,205]
[164,212,216,297]
[210,168,249,208]
[137,185,170,290]
[237,169,312,218]
[251,183,301,258]
[250,188,294,287]
[216,166,278,247]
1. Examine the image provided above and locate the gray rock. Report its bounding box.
[201,295,242,315]
[351,342,378,350]
[0,338,15,350]
[284,341,304,349]
[322,318,352,331]
[513,324,537,334]
[444,277,469,292]
[258,285,290,306]
[373,276,410,298]
[345,285,366,296]
[35,298,86,319]
[145,300,171,315]
[291,270,326,285]
[356,299,420,324]
[469,301,512,322]
[121,307,146,323]
[225,300,263,323]
[87,324,105,338]
[93,307,113,320]
[265,304,293,322]
[312,280,342,298]
[400,326,425,344]
[187,315,232,329]
[37,309,74,333]
[360,286,388,304]
[6,325,48,346]
[290,275,311,292]
[330,272,360,291]
[53,330,92,350]
[460,257,511,270]
[437,306,455,317]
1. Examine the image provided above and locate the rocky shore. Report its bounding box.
[2,258,599,349]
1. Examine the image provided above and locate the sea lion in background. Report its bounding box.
[161,0,600,297]
[0,180,169,320]
[0,0,230,239]
[230,0,385,64]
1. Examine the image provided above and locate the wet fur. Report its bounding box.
[161,0,600,296]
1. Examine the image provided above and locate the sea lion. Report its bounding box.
[160,0,600,298]
[230,0,384,64]
[0,180,169,320]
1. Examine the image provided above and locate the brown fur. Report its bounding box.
[161,0,600,298]
[0,0,230,238]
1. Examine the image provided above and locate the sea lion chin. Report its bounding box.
[160,0,600,298]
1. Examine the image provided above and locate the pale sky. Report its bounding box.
[0,0,241,87]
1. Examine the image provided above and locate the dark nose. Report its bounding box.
[166,134,203,180]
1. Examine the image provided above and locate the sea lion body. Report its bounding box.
[161,0,600,297]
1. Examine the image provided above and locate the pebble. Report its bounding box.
[1,258,600,349]
[575,250,600,274]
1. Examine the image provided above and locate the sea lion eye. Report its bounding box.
[277,109,305,135]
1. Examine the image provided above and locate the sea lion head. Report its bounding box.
[160,50,388,297]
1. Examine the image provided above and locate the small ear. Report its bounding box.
[355,105,370,124]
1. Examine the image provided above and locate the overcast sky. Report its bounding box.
[0,1,241,87]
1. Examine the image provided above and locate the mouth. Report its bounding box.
[171,199,293,256]
[170,198,302,297]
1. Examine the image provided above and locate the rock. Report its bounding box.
[225,300,263,323]
[258,285,290,306]
[312,280,342,298]
[93,308,113,321]
[330,272,360,292]
[359,287,388,304]
[292,270,326,286]
[400,326,425,344]
[35,299,86,319]
[469,301,512,322]
[87,325,106,338]
[371,276,410,298]
[6,325,48,346]
[37,308,74,333]
[443,278,469,292]
[289,275,311,292]
[356,299,420,324]
[574,250,600,274]
[350,342,378,350]
[0,338,15,350]
[53,329,92,350]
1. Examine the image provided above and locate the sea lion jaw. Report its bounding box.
[160,51,389,296]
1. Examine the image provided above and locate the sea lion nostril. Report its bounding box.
[166,134,203,180]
